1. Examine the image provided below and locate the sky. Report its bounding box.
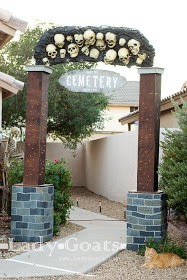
[1,0,187,98]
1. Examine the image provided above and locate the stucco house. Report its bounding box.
[0,8,27,213]
[119,87,187,130]
[0,8,27,135]
[91,80,139,139]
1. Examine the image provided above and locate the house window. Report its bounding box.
[130,106,138,112]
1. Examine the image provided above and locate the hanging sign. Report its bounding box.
[59,69,127,93]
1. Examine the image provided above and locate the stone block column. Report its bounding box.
[11,185,54,242]
[126,191,167,250]
[126,67,167,250]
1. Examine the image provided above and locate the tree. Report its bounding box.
[158,99,187,220]
[0,23,109,149]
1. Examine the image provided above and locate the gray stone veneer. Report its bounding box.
[126,191,167,251]
[11,184,54,242]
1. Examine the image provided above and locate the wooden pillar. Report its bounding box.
[0,87,2,143]
[23,65,52,186]
[137,67,164,192]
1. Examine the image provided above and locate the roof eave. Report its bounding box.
[109,101,139,107]
[0,75,24,99]
[119,112,139,125]
[119,89,187,125]
[0,8,28,48]
[0,21,15,47]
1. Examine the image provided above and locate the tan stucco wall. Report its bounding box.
[84,131,138,204]
[45,128,173,204]
[46,142,84,186]
[102,106,130,132]
[160,110,179,128]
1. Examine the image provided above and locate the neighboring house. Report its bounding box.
[91,81,139,139]
[0,8,27,135]
[0,8,27,213]
[119,87,187,130]
[0,8,28,48]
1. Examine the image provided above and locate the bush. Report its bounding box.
[138,237,186,259]
[53,212,61,235]
[45,159,73,234]
[7,158,73,235]
[158,99,187,220]
[8,159,24,187]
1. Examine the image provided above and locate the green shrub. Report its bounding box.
[137,237,186,259]
[158,99,187,220]
[7,158,73,235]
[6,159,24,216]
[7,159,24,187]
[45,159,72,193]
[53,212,61,235]
[45,158,73,231]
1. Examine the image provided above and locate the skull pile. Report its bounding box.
[42,28,147,66]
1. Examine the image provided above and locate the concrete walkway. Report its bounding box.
[0,207,127,278]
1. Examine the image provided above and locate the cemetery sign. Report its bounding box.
[59,69,127,93]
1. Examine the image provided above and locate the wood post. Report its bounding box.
[23,66,52,186]
[137,67,164,192]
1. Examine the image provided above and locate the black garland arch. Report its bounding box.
[34,26,155,67]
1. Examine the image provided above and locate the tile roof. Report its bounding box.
[104,81,139,104]
[161,88,187,102]
[119,87,187,122]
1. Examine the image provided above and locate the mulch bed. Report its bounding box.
[0,215,10,237]
[169,217,187,243]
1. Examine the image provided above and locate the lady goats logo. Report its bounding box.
[0,237,14,251]
[58,238,121,252]
[0,236,125,257]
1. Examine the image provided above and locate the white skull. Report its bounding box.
[66,35,73,42]
[54,34,65,48]
[105,32,117,48]
[81,46,89,56]
[68,43,79,58]
[118,48,130,65]
[74,34,84,47]
[89,48,99,59]
[46,44,58,59]
[96,32,104,40]
[128,39,140,55]
[119,38,126,46]
[60,49,66,58]
[96,39,106,51]
[42,57,50,66]
[104,49,117,65]
[136,53,146,65]
[11,127,21,137]
[83,29,96,46]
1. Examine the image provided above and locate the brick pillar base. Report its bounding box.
[126,191,167,251]
[11,185,54,242]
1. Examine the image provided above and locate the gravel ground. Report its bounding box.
[71,186,125,220]
[0,186,187,280]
